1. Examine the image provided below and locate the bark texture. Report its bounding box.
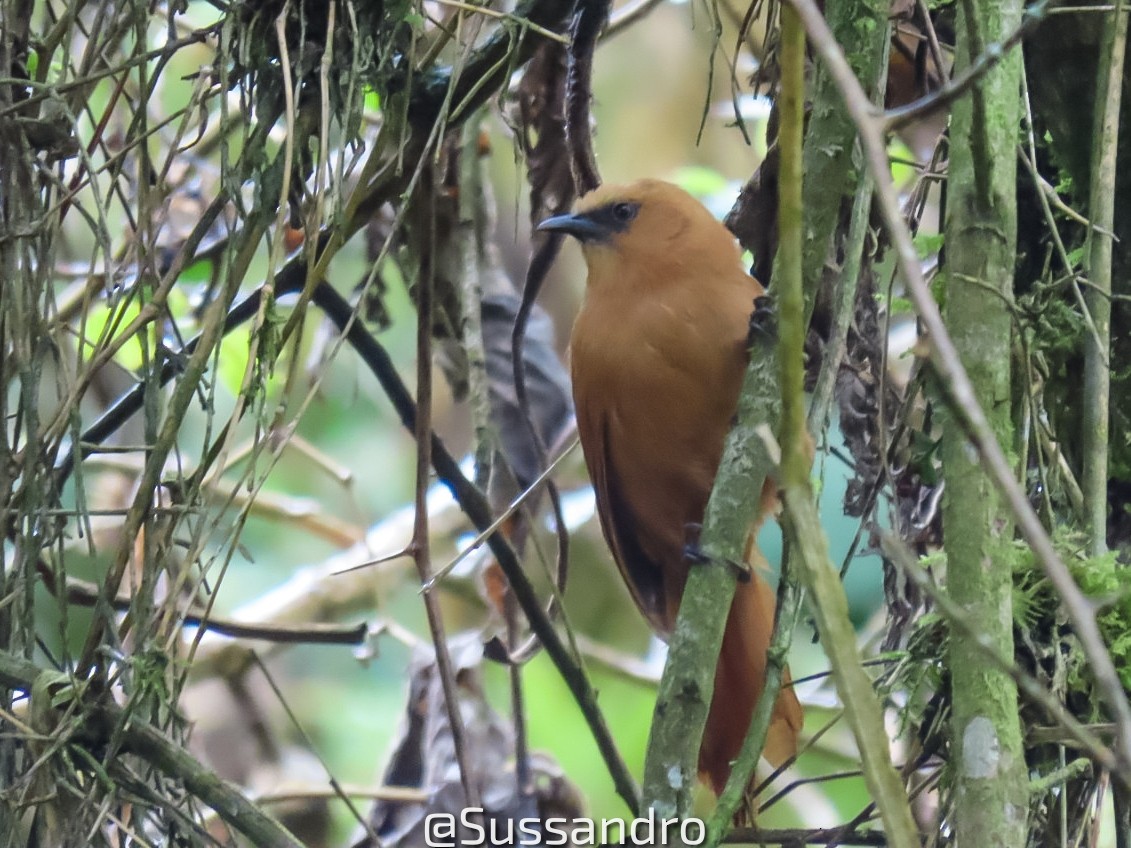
[943,1,1030,844]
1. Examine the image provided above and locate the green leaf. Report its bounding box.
[913,233,945,260]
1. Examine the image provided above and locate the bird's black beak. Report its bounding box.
[537,212,608,243]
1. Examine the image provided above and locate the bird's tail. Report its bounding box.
[698,574,803,797]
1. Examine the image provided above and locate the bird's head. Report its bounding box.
[537,179,744,286]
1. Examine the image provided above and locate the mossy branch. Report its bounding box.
[638,335,781,821]
[797,0,889,322]
[641,0,891,826]
[702,10,809,836]
[779,497,920,848]
[777,7,918,846]
[0,651,303,848]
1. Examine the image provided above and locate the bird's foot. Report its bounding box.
[682,523,709,564]
[747,294,777,347]
[683,523,751,582]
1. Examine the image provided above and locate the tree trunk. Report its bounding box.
[943,1,1030,844]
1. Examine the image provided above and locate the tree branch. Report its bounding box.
[1082,0,1126,555]
[777,7,918,844]
[0,651,304,848]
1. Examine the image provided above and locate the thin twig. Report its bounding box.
[432,0,570,41]
[1047,3,1116,11]
[510,234,574,651]
[914,0,949,93]
[807,154,875,435]
[253,784,429,804]
[250,653,383,841]
[410,168,482,812]
[603,0,667,39]
[707,540,804,835]
[1017,71,1109,372]
[422,439,579,590]
[50,572,369,645]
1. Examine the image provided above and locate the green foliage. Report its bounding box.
[1067,551,1131,690]
[1012,529,1130,699]
[893,533,1131,750]
[907,429,943,486]
[888,138,918,186]
[1028,293,1085,358]
[914,233,945,260]
[892,611,946,736]
[889,296,915,316]
[873,291,915,316]
[930,269,948,310]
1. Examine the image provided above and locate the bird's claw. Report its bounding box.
[747,294,777,346]
[682,522,709,564]
[683,523,752,582]
[727,558,753,583]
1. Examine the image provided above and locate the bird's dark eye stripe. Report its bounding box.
[591,201,640,232]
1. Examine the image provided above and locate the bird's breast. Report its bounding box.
[569,277,757,627]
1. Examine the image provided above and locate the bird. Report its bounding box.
[538,178,803,796]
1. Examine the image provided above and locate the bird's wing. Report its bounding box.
[583,414,674,635]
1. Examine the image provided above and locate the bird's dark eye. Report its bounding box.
[612,202,638,223]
